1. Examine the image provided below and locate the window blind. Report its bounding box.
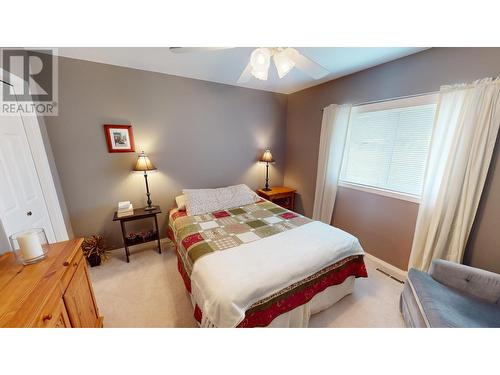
[340,97,437,197]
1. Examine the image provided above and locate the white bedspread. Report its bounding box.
[190,221,364,327]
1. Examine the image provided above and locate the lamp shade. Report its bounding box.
[260,149,274,163]
[133,151,157,172]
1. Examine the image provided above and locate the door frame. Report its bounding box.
[0,68,69,242]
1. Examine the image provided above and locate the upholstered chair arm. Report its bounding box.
[429,259,500,305]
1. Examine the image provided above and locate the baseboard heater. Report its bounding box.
[376,267,405,284]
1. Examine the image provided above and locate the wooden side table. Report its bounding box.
[112,206,162,263]
[257,186,296,211]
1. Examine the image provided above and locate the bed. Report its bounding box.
[167,188,367,328]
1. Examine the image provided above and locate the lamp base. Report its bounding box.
[144,205,156,211]
[262,187,271,191]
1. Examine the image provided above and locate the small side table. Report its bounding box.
[112,206,162,263]
[257,186,296,211]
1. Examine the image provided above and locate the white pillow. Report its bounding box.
[175,195,187,211]
[183,184,259,216]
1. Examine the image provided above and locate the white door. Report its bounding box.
[0,110,56,246]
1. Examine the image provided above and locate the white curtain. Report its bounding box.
[312,104,352,224]
[409,78,500,271]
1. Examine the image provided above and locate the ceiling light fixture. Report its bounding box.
[249,48,312,81]
[234,47,329,84]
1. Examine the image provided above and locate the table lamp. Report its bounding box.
[259,148,274,191]
[133,151,157,210]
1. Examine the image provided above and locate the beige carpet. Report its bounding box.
[89,241,405,328]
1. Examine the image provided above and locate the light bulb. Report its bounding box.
[273,48,297,79]
[250,48,271,80]
[251,48,270,68]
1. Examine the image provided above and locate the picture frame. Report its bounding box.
[103,124,135,153]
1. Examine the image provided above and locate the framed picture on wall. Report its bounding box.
[103,124,135,153]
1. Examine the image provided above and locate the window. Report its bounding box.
[340,95,437,200]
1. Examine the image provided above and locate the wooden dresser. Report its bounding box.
[0,238,103,328]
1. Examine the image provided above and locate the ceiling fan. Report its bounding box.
[169,47,329,83]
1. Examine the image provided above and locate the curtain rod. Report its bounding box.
[320,91,438,111]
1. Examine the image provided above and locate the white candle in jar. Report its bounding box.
[17,231,44,261]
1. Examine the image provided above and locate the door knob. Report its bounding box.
[26,211,32,216]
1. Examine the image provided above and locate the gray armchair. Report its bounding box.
[400,259,500,327]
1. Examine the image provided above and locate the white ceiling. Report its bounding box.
[56,47,428,94]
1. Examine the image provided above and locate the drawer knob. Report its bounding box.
[42,313,53,322]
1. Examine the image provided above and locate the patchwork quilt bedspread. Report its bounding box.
[167,199,367,327]
[168,199,312,277]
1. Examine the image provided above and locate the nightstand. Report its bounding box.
[112,206,162,263]
[257,187,296,211]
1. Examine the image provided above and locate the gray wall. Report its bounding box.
[43,56,287,249]
[285,48,500,272]
[464,138,500,273]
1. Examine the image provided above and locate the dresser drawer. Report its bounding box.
[33,289,71,328]
[60,248,84,290]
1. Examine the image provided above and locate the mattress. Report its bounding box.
[167,199,367,327]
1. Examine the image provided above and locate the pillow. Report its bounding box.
[175,195,187,211]
[183,184,259,216]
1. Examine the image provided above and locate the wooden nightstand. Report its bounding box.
[257,187,296,211]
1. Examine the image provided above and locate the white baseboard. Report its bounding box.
[364,252,408,282]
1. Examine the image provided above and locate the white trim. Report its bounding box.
[0,68,69,242]
[364,252,408,282]
[352,93,438,114]
[321,92,439,112]
[338,180,421,204]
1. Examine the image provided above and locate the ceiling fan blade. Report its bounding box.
[169,47,233,54]
[237,61,253,83]
[291,51,329,79]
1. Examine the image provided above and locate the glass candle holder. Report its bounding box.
[9,228,48,265]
